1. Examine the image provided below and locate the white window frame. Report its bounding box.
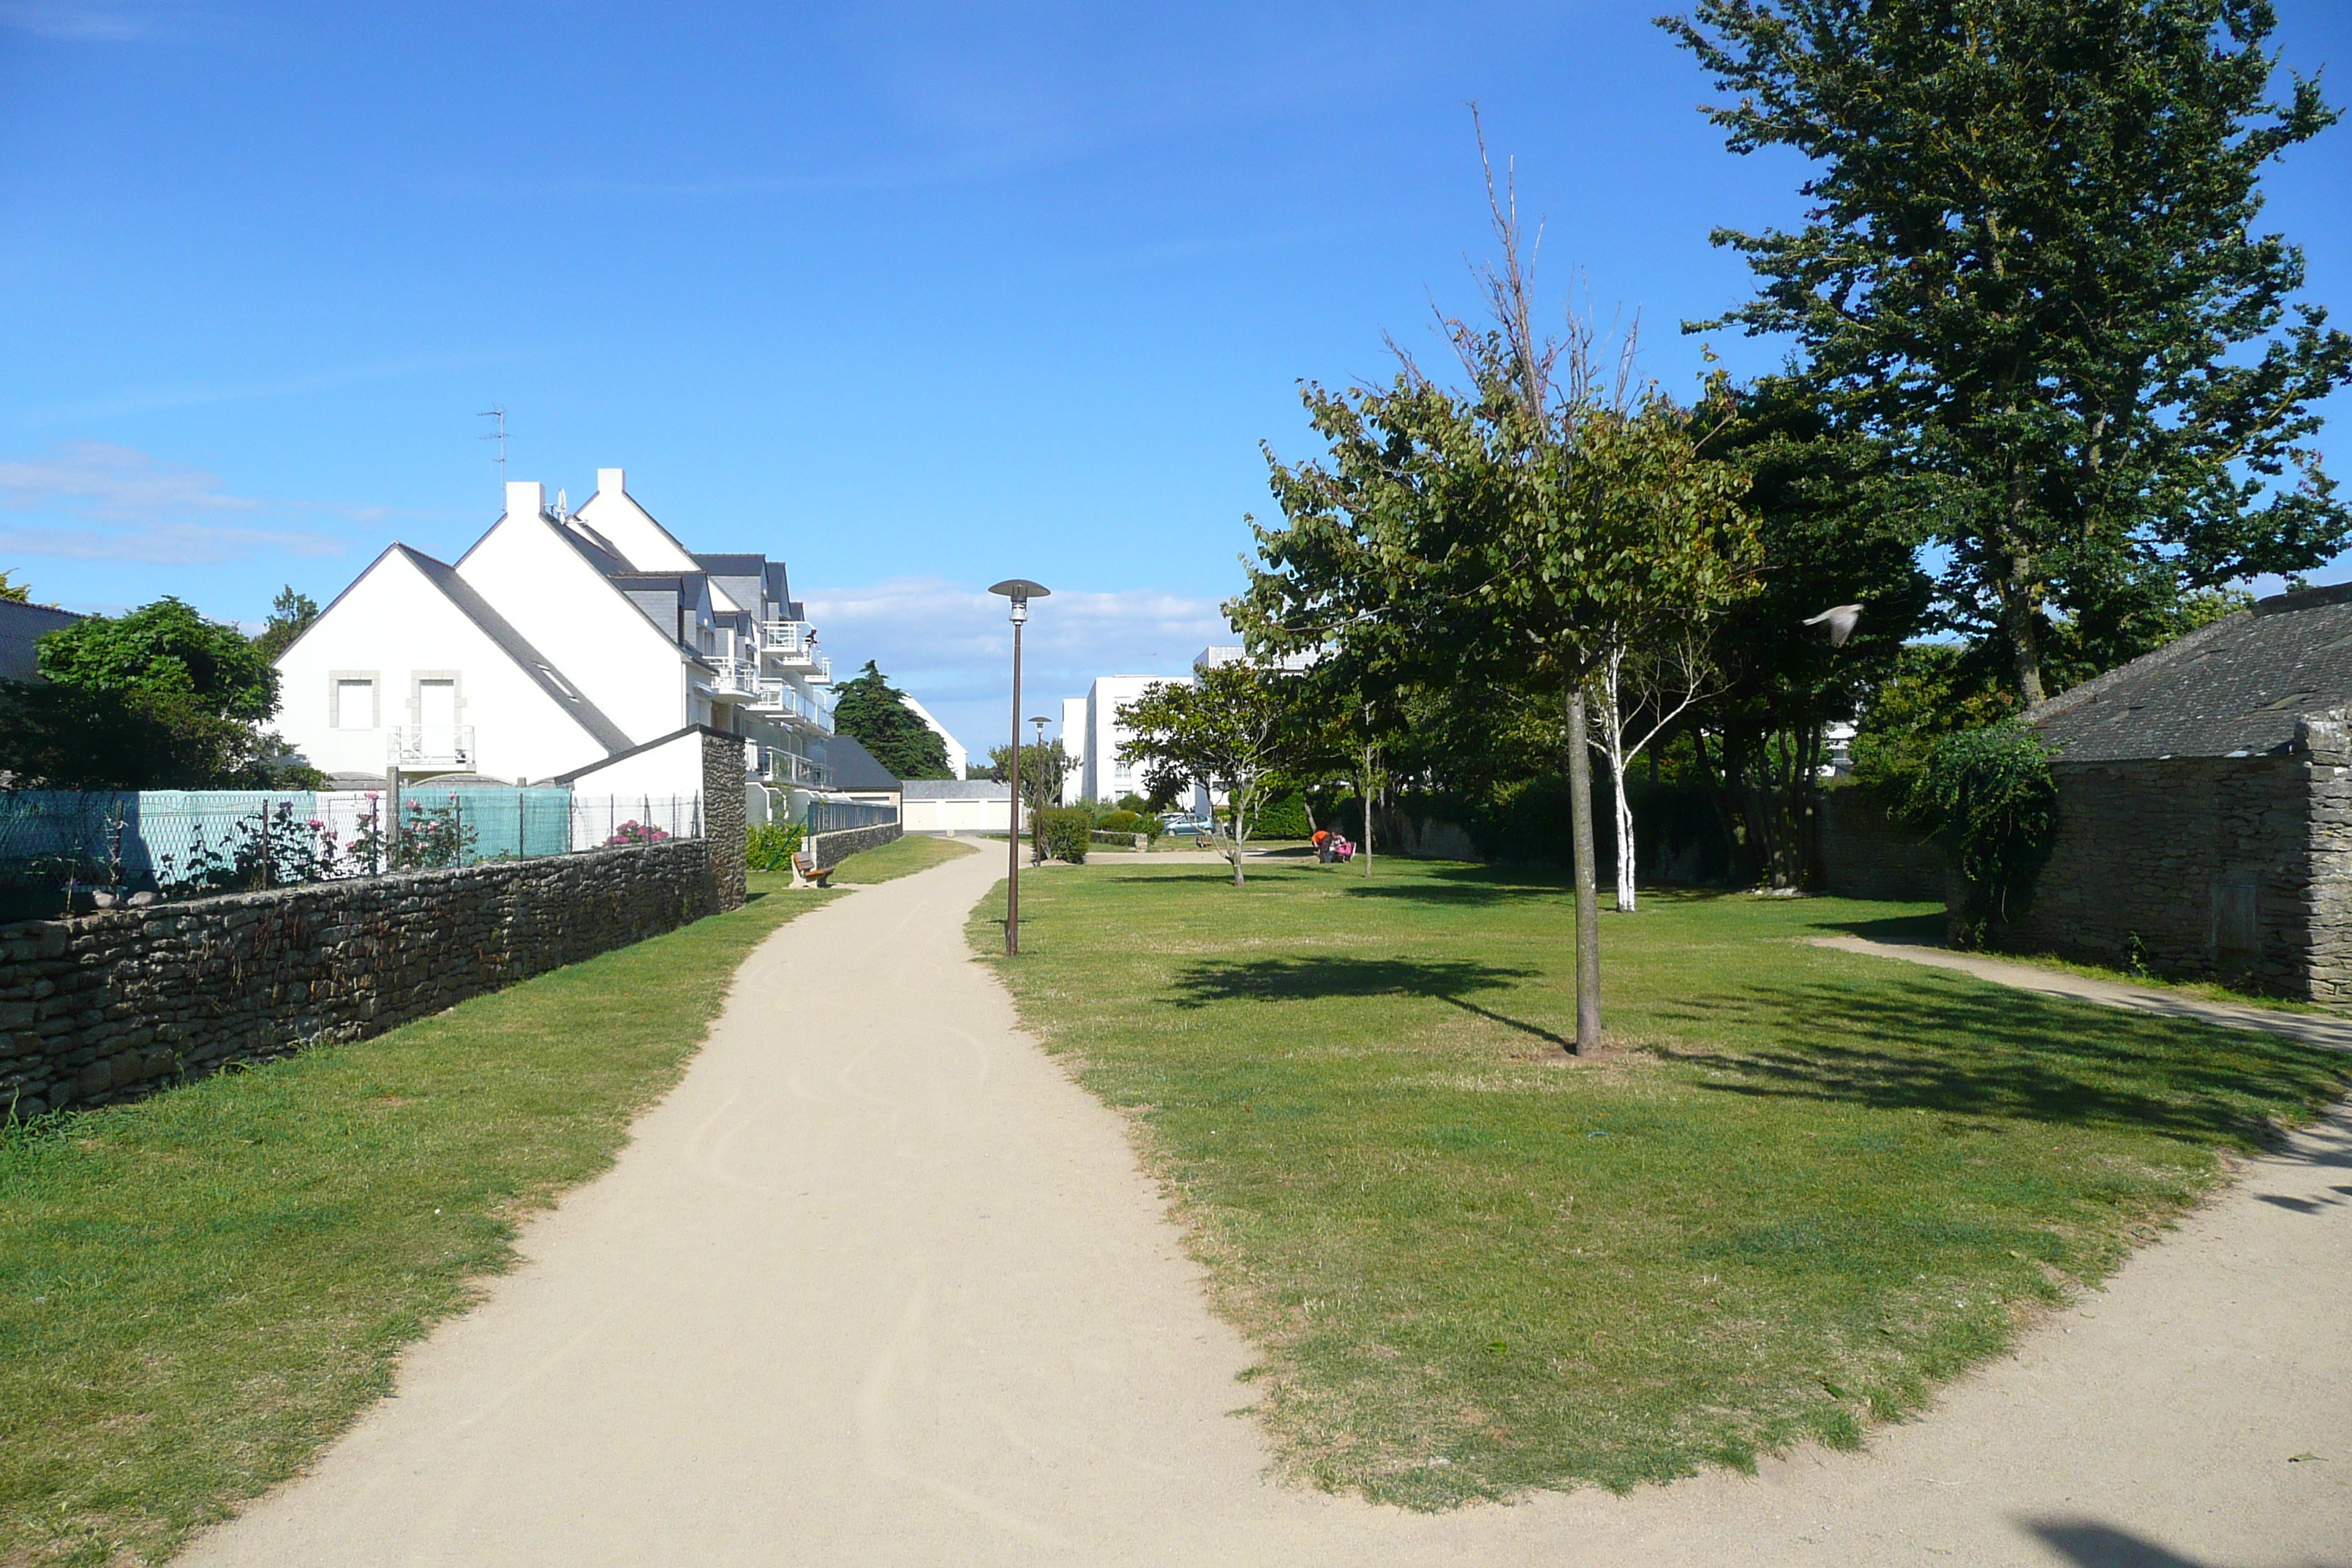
[410,671,464,728]
[328,671,380,730]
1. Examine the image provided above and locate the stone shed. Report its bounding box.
[2005,582,2352,1000]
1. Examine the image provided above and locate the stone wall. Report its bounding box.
[1817,785,1946,902]
[809,821,901,869]
[1,837,730,1119]
[701,730,749,908]
[1994,751,2326,996]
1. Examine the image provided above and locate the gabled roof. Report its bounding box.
[825,734,902,791]
[394,546,635,755]
[2029,583,2352,762]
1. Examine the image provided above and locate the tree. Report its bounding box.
[1241,135,1754,1047]
[832,660,954,780]
[1695,378,1933,887]
[250,585,320,664]
[1116,666,1292,886]
[985,739,1071,864]
[1665,0,2352,705]
[0,569,27,604]
[0,598,298,788]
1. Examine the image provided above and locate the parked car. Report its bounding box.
[1158,813,1212,837]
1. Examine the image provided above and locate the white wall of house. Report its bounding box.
[457,483,695,745]
[557,727,707,807]
[898,692,969,780]
[274,548,608,783]
[902,793,1011,833]
[571,469,704,577]
[1057,696,1086,804]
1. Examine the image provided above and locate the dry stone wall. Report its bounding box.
[1817,785,1946,903]
[809,821,901,869]
[1,837,737,1120]
[1996,751,2327,997]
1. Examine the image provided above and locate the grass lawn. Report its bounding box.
[966,858,2348,1509]
[827,832,976,884]
[0,883,838,1567]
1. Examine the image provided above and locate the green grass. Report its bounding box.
[0,885,838,1567]
[828,832,977,884]
[966,859,2348,1509]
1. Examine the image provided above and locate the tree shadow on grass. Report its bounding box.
[1167,955,1572,1048]
[1647,973,2348,1143]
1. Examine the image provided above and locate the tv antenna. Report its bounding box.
[478,405,509,484]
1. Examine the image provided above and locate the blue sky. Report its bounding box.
[4,1,2349,754]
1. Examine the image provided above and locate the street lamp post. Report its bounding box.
[989,579,1049,954]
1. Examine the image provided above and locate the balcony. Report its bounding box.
[754,746,831,788]
[758,619,822,671]
[704,658,763,702]
[751,677,833,734]
[387,725,477,770]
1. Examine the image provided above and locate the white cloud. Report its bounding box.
[0,3,143,39]
[800,575,1230,758]
[0,441,347,564]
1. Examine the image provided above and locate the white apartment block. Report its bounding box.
[1055,672,1192,805]
[274,471,836,807]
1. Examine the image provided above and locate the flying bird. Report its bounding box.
[1804,603,1863,646]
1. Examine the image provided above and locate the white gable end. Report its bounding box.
[574,468,704,575]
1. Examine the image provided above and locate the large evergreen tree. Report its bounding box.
[1664,0,2352,703]
[829,660,954,780]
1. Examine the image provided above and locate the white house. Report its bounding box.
[902,779,1011,834]
[274,472,836,810]
[897,691,969,780]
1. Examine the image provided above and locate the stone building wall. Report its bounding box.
[1996,753,2323,995]
[700,731,749,908]
[1,837,730,1119]
[809,821,901,869]
[1817,785,1946,902]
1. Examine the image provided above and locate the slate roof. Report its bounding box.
[2028,582,2352,762]
[395,547,636,755]
[0,600,83,684]
[825,734,902,791]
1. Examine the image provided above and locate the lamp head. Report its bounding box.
[989,578,1049,624]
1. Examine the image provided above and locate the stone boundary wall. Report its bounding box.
[1,837,736,1119]
[1995,753,2323,996]
[1817,785,1946,902]
[701,731,748,908]
[809,821,901,869]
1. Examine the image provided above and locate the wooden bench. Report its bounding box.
[791,852,834,889]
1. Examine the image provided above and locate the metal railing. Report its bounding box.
[706,659,763,700]
[804,797,897,835]
[758,619,818,660]
[754,746,829,788]
[754,678,833,732]
[0,788,707,919]
[387,725,476,769]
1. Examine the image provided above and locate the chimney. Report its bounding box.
[597,467,625,497]
[506,480,544,521]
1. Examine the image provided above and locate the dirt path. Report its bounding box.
[184,856,2351,1566]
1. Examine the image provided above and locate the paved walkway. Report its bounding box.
[1811,933,2352,1052]
[185,854,2351,1566]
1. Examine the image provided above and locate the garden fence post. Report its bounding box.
[518,788,526,858]
[260,804,272,889]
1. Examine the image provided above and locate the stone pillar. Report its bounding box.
[701,728,749,911]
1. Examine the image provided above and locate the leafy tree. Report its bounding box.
[1242,146,1754,1045]
[832,660,954,780]
[1116,665,1292,886]
[985,739,1072,865]
[1909,721,2059,945]
[1664,0,2352,705]
[250,585,320,664]
[0,598,301,788]
[0,569,27,603]
[1694,379,1933,886]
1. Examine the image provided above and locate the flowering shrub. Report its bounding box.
[606,820,671,847]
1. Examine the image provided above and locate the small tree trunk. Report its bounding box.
[1566,687,1602,1053]
[1596,652,1637,913]
[1229,787,1248,886]
[1360,743,1375,879]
